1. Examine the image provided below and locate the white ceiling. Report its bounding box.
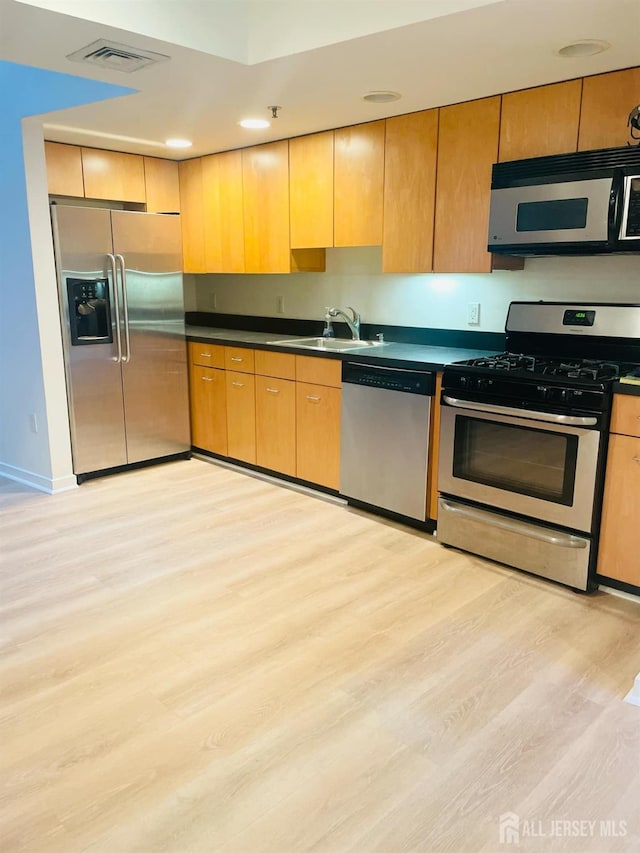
[2,0,639,158]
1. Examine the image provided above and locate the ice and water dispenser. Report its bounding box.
[66,278,112,346]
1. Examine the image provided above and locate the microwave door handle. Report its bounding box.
[107,254,122,363]
[611,170,626,240]
[442,395,598,427]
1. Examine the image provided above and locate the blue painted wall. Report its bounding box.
[0,60,133,490]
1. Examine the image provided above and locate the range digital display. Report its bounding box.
[563,309,596,327]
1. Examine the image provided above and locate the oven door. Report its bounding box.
[438,398,602,533]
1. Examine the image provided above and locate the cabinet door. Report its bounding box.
[226,371,256,463]
[178,159,206,273]
[81,148,146,202]
[202,150,245,272]
[499,80,581,161]
[383,110,438,272]
[334,121,385,247]
[189,365,228,456]
[44,142,84,196]
[256,376,296,475]
[144,157,180,213]
[433,96,501,273]
[242,140,290,273]
[579,67,640,151]
[597,433,640,587]
[289,131,334,248]
[296,382,341,489]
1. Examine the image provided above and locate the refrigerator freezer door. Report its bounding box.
[53,205,127,474]
[111,211,190,463]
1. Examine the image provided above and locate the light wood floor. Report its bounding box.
[1,459,639,853]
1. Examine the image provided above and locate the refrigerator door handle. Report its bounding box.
[107,253,122,363]
[116,254,131,364]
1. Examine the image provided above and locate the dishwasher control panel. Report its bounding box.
[342,362,435,395]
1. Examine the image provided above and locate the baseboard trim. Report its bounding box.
[0,462,77,495]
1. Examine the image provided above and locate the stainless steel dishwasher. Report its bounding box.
[340,362,435,521]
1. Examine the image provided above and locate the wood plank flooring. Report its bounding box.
[1,458,639,853]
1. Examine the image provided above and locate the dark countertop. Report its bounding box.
[186,325,501,370]
[613,381,640,397]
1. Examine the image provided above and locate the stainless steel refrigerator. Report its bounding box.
[52,204,190,479]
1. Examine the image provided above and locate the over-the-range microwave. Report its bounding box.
[488,146,640,256]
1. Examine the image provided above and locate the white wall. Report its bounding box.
[187,248,640,332]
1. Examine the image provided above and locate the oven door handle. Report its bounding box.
[440,500,588,549]
[442,395,598,427]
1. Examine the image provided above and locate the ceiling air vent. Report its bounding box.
[66,39,170,73]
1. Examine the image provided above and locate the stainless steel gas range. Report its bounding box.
[437,302,640,592]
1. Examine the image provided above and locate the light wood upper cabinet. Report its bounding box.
[178,158,206,273]
[242,140,291,273]
[433,95,501,274]
[44,142,84,196]
[334,120,385,247]
[383,110,439,273]
[202,150,245,273]
[144,157,180,213]
[499,80,582,161]
[255,376,296,476]
[579,67,640,151]
[81,148,146,202]
[289,131,334,249]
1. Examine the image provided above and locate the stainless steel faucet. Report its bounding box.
[327,306,361,340]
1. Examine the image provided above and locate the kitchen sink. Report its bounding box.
[268,337,385,352]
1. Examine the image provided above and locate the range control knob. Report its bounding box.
[536,385,548,400]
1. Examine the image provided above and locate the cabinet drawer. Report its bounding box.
[254,349,296,380]
[225,346,255,374]
[295,355,341,388]
[189,341,225,369]
[610,394,640,438]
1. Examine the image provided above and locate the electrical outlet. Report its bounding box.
[29,413,38,434]
[277,295,285,314]
[467,302,480,325]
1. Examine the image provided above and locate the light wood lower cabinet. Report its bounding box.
[256,376,296,476]
[296,382,341,490]
[226,371,256,464]
[189,364,228,456]
[597,432,640,588]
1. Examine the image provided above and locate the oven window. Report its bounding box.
[516,197,588,232]
[453,417,578,505]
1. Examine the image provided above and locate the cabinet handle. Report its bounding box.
[199,353,212,358]
[201,376,215,382]
[266,387,280,394]
[633,457,640,463]
[232,381,245,388]
[306,395,321,402]
[230,356,243,362]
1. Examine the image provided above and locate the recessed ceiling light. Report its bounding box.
[557,39,611,58]
[165,138,192,148]
[362,91,402,103]
[239,118,271,129]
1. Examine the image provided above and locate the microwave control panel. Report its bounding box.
[621,175,640,239]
